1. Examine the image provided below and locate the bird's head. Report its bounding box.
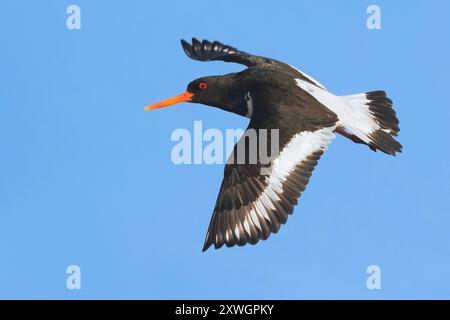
[145,75,239,113]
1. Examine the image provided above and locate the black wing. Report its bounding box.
[181,38,272,67]
[181,38,327,88]
[202,80,339,251]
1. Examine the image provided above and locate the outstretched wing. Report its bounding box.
[203,124,336,251]
[181,38,327,88]
[181,38,271,67]
[202,82,339,251]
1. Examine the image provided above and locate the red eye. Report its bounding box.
[199,82,208,90]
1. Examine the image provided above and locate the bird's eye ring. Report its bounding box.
[199,82,208,90]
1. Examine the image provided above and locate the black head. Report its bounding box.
[145,74,246,116]
[186,75,236,109]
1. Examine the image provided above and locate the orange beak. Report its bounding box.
[144,91,194,110]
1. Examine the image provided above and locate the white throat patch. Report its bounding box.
[244,91,253,118]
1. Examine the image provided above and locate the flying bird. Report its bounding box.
[145,38,402,251]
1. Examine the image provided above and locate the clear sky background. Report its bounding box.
[1,0,449,299]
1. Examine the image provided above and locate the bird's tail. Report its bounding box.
[340,91,402,155]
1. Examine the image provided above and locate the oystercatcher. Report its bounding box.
[145,38,402,251]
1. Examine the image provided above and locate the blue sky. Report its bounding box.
[1,0,449,299]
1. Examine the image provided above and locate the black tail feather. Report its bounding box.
[365,91,403,155]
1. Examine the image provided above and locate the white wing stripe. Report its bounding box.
[268,126,336,189]
[239,126,337,231]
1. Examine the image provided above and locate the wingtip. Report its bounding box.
[202,242,211,252]
[180,39,192,57]
[179,37,241,63]
[180,38,188,46]
[202,230,217,252]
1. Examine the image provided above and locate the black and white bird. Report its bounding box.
[145,38,402,251]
